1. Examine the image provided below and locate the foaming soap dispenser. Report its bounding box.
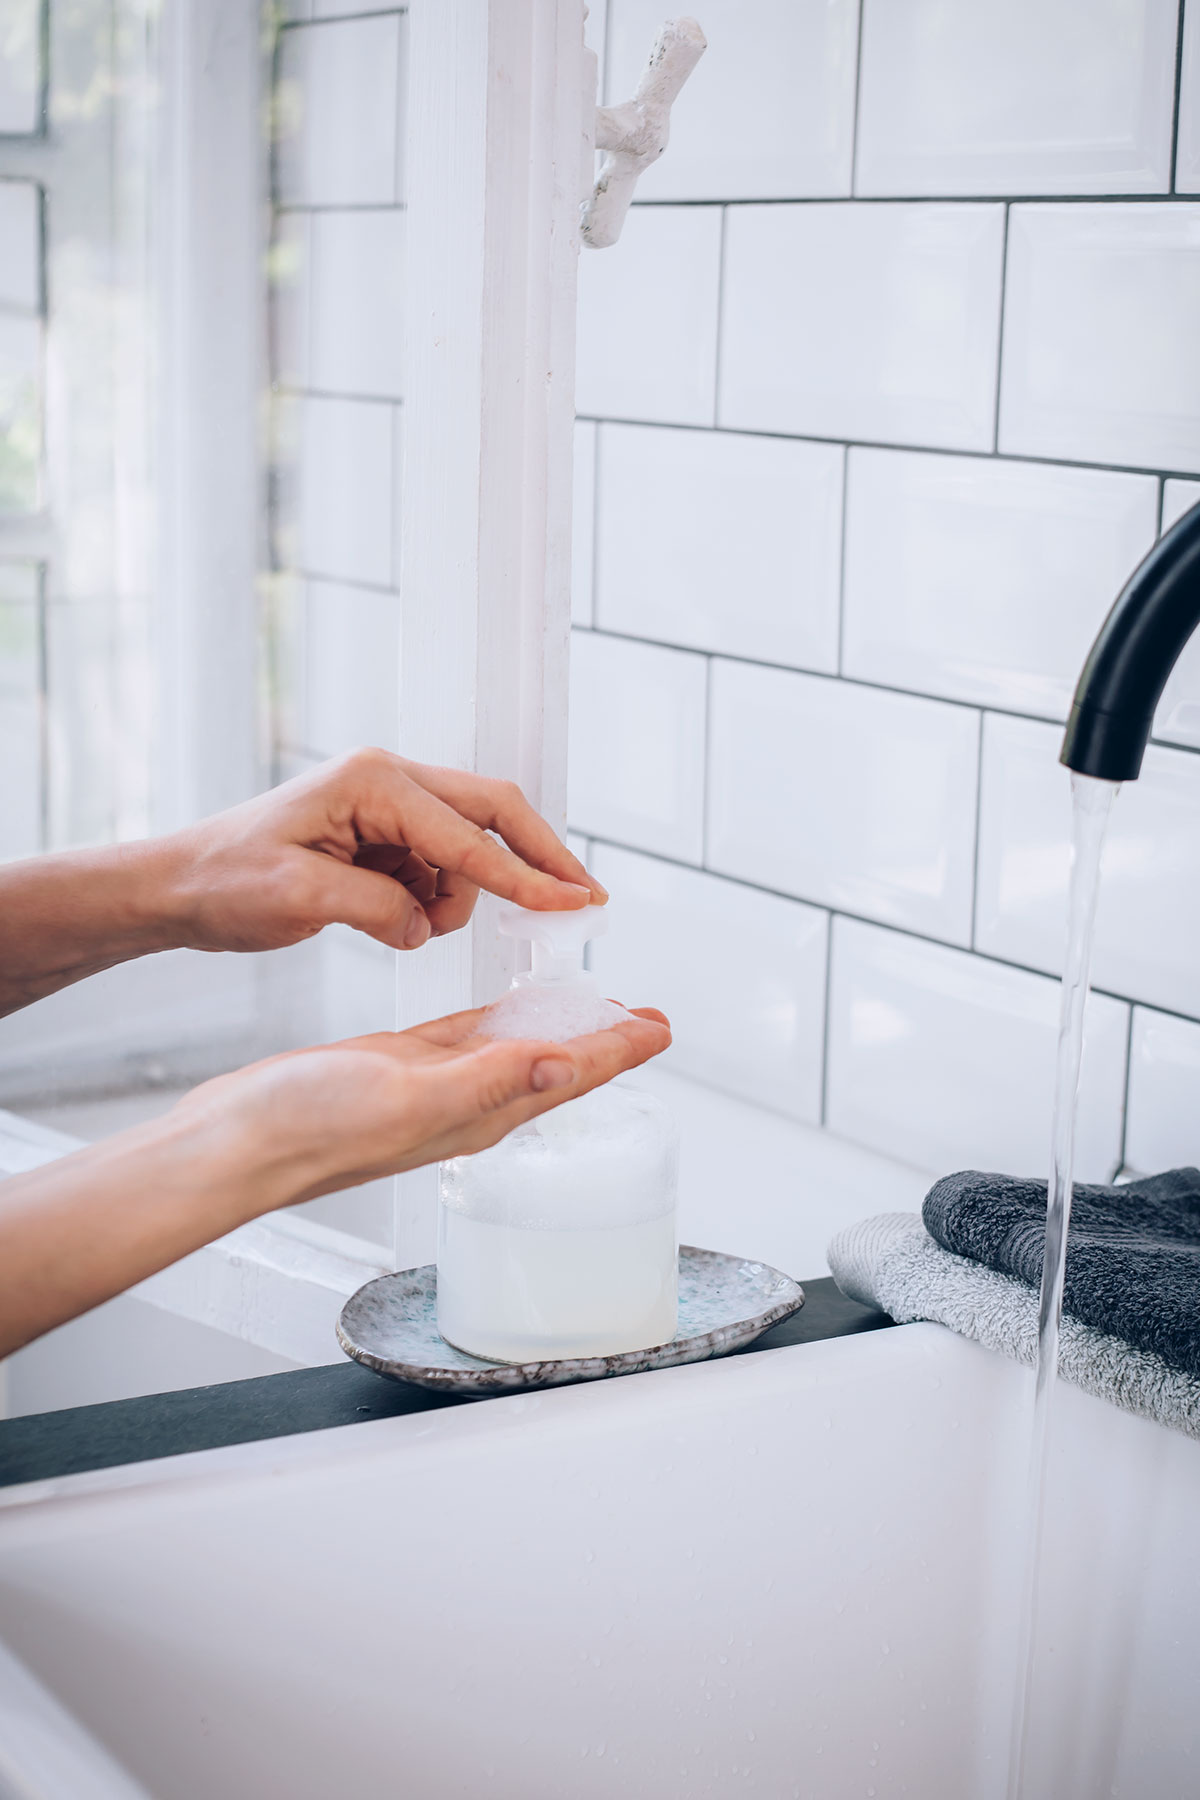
[436,904,679,1364]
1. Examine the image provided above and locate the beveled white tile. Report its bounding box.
[595,425,842,671]
[603,0,858,200]
[576,205,721,427]
[707,663,980,943]
[976,712,1200,1016]
[302,578,399,757]
[0,1,39,134]
[1177,1,1200,193]
[1153,478,1200,747]
[572,421,596,628]
[590,843,828,1121]
[276,16,400,207]
[309,209,404,399]
[0,182,38,311]
[826,917,1128,1180]
[842,449,1158,718]
[999,204,1200,473]
[719,204,1005,451]
[856,0,1177,197]
[297,396,395,587]
[1125,1007,1200,1172]
[568,631,707,862]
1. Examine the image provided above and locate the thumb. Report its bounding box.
[433,1037,574,1124]
[315,860,431,951]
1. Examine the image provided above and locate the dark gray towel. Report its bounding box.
[923,1167,1200,1381]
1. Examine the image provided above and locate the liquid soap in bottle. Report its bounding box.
[436,904,678,1364]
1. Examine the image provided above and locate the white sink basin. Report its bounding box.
[0,1325,1197,1799]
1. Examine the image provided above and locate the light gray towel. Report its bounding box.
[827,1212,1200,1441]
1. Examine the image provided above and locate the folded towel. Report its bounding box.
[828,1212,1200,1440]
[923,1167,1200,1381]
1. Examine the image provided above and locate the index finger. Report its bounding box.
[397,761,608,906]
[339,754,597,913]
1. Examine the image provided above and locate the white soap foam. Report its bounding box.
[477,983,632,1044]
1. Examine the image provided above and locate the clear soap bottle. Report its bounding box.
[436,904,678,1364]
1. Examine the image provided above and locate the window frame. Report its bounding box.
[0,0,588,1366]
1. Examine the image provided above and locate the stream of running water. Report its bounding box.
[1005,770,1119,1800]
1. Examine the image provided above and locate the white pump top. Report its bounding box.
[480,905,629,1043]
[497,902,609,980]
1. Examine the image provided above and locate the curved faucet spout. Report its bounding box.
[1061,500,1200,782]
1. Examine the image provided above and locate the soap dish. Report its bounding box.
[336,1246,804,1396]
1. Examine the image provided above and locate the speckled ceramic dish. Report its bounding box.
[336,1247,804,1396]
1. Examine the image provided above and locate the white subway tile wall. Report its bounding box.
[275,14,404,208]
[1154,479,1200,747]
[595,425,843,670]
[707,662,980,943]
[842,451,1158,718]
[573,2,1200,1187]
[576,205,722,425]
[718,203,1006,450]
[998,204,1200,473]
[1125,1008,1200,1172]
[976,714,1200,1018]
[568,631,707,862]
[589,843,828,1121]
[855,0,1178,198]
[824,918,1129,1180]
[308,209,405,400]
[270,10,405,781]
[603,0,860,202]
[571,421,597,628]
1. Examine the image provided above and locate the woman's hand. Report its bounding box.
[175,1004,672,1204]
[159,748,604,954]
[0,1005,671,1357]
[0,750,605,1015]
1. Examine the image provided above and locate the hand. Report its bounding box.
[174,1005,672,1203]
[156,748,605,956]
[0,1005,671,1358]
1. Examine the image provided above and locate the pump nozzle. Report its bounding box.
[498,903,609,981]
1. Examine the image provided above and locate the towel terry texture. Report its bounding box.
[922,1166,1200,1380]
[828,1212,1200,1440]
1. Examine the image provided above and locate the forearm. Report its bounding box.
[0,1103,307,1358]
[0,841,185,1017]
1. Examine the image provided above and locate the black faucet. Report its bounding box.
[1061,501,1200,782]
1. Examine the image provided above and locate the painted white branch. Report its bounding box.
[581,16,706,249]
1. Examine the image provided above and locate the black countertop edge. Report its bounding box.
[0,1278,893,1491]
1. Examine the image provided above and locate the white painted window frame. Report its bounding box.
[0,0,590,1366]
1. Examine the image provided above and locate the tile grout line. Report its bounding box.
[574,830,1200,1033]
[581,625,1200,762]
[623,192,1200,208]
[1171,0,1188,194]
[835,443,850,676]
[848,0,867,197]
[819,911,836,1128]
[700,654,714,868]
[588,422,602,628]
[991,202,1010,455]
[572,414,1198,486]
[711,204,729,428]
[1116,1004,1136,1177]
[968,709,986,950]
